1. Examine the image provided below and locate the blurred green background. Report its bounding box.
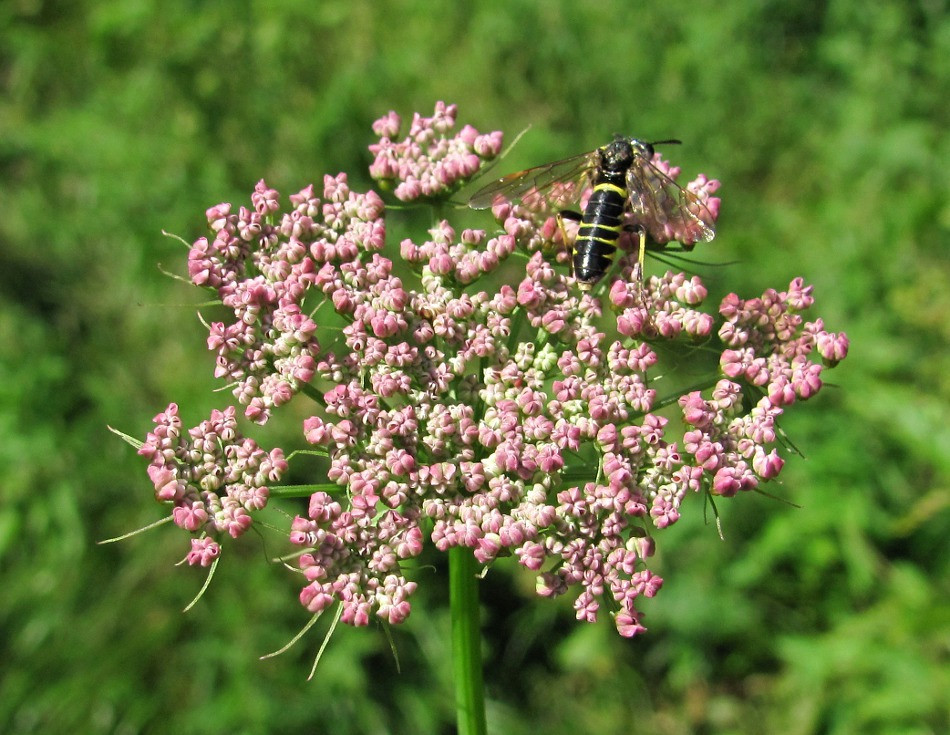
[2,1,948,733]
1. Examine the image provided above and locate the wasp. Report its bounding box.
[469,135,717,289]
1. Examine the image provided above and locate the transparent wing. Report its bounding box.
[626,157,717,246]
[467,151,598,211]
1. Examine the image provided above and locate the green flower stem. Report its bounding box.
[449,546,487,735]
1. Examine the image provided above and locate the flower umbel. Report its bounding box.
[369,101,503,202]
[138,403,287,564]
[138,102,848,638]
[191,174,385,424]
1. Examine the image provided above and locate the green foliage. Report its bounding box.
[1,0,948,732]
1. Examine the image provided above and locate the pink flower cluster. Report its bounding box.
[189,175,385,423]
[138,403,288,565]
[145,104,848,636]
[369,101,503,201]
[291,232,721,633]
[666,280,850,499]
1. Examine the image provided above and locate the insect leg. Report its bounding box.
[557,210,582,279]
[632,225,647,284]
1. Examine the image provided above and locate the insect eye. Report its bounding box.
[632,140,654,159]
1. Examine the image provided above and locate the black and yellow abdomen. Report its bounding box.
[573,178,627,288]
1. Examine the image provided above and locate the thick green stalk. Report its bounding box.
[449,546,487,735]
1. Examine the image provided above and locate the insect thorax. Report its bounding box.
[598,137,636,177]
